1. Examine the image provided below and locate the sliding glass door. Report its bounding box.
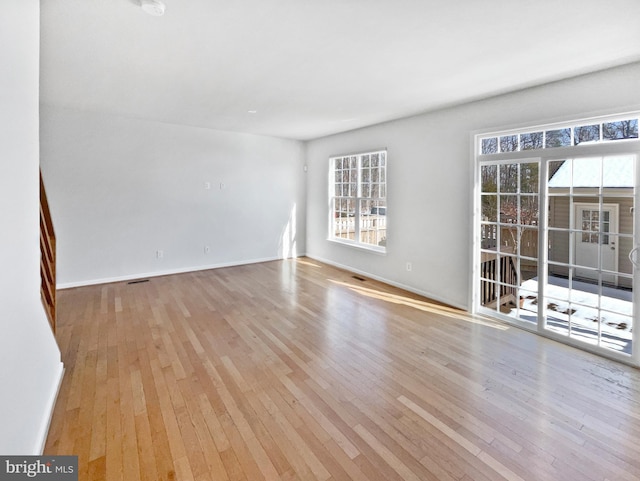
[475,117,639,364]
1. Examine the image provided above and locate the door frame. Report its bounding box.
[472,128,640,366]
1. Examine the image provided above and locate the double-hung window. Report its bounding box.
[330,150,387,252]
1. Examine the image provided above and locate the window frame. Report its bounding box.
[328,149,387,253]
[473,111,640,366]
[478,113,639,155]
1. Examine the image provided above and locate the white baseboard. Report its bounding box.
[36,361,64,454]
[57,255,304,289]
[305,254,468,311]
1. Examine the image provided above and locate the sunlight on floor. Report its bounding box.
[294,258,322,268]
[329,279,509,330]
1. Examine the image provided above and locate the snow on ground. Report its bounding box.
[506,277,633,353]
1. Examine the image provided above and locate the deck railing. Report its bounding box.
[333,215,387,245]
[480,255,518,308]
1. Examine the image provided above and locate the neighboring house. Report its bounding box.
[547,155,634,289]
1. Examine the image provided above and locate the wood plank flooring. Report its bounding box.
[45,259,640,481]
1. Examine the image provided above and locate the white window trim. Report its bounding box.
[478,112,640,155]
[471,111,640,366]
[328,150,387,253]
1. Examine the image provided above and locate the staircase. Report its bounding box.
[40,171,56,332]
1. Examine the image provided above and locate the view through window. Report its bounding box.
[330,150,387,251]
[476,114,638,362]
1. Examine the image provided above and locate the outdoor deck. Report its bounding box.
[513,276,633,354]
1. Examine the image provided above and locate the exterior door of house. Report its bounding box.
[574,203,619,284]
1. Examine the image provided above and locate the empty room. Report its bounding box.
[3,0,640,480]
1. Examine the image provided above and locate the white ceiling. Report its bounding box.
[40,0,640,141]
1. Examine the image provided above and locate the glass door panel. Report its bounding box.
[478,162,540,322]
[544,155,635,355]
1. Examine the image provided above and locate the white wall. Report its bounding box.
[0,0,63,454]
[306,62,640,309]
[40,108,306,286]
[40,61,640,304]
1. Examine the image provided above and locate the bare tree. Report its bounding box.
[603,119,638,140]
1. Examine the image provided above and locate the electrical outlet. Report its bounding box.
[204,181,211,190]
[406,262,412,272]
[204,245,210,254]
[156,250,163,259]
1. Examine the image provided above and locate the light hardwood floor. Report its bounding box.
[45,259,640,481]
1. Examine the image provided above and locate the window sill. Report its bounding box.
[328,238,387,255]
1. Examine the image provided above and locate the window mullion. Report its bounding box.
[538,159,549,333]
[355,154,361,241]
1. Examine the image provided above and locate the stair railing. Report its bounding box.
[40,171,56,332]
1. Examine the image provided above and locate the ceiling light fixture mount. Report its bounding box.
[140,0,166,16]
